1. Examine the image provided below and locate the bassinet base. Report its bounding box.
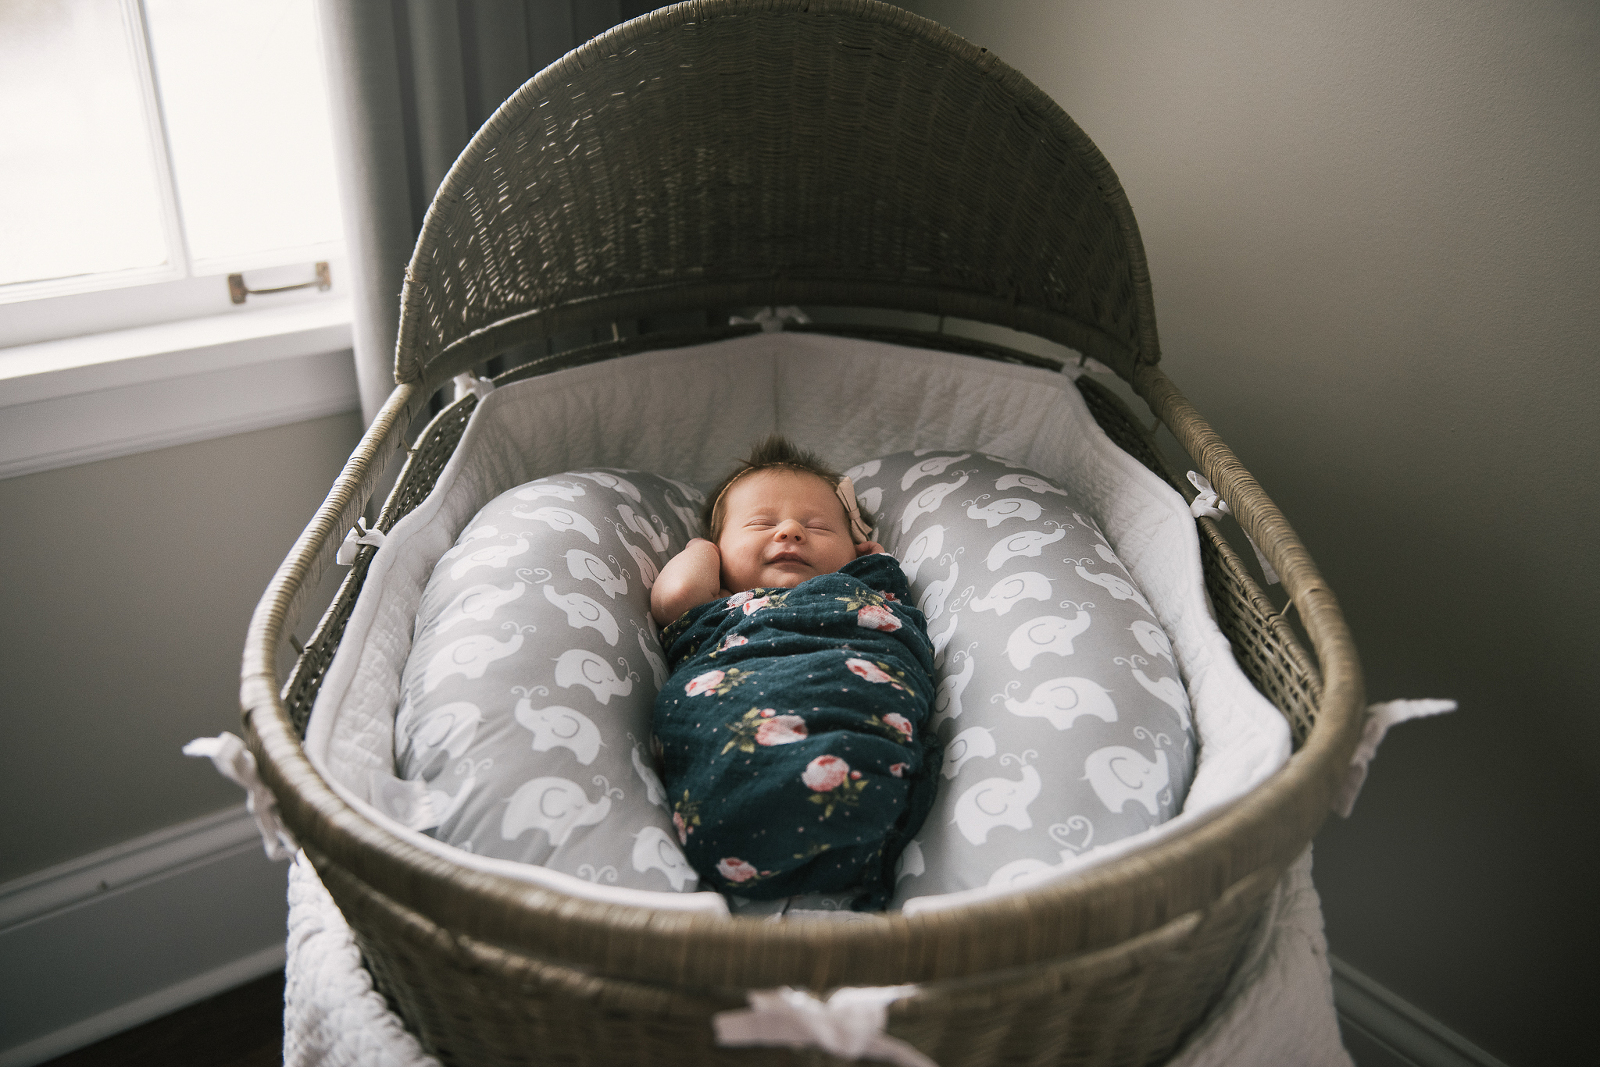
[285,849,1349,1067]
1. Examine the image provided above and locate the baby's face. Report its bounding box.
[717,470,859,593]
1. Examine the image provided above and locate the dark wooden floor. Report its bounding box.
[41,971,284,1067]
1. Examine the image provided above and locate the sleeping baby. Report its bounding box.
[650,436,940,908]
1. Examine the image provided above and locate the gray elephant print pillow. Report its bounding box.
[843,451,1196,904]
[395,470,707,893]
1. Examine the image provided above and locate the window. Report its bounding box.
[0,0,345,346]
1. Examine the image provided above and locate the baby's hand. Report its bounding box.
[855,540,886,557]
[651,538,725,627]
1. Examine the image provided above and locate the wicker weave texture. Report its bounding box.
[396,0,1157,387]
[310,839,1281,1067]
[1073,374,1323,744]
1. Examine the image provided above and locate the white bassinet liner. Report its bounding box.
[305,333,1291,916]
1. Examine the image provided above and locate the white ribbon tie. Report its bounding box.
[729,306,812,333]
[1333,699,1457,817]
[183,733,298,860]
[714,986,936,1067]
[336,523,386,565]
[452,372,495,402]
[1187,471,1280,585]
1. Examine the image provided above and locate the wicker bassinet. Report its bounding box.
[242,3,1364,1065]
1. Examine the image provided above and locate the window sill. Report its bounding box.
[0,299,358,480]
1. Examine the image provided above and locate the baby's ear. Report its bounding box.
[855,540,885,557]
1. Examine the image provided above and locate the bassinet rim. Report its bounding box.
[240,326,1363,995]
[396,279,1146,399]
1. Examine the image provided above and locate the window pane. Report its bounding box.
[0,0,170,288]
[144,0,343,268]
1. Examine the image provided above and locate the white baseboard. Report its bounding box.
[0,806,291,1067]
[1331,955,1511,1067]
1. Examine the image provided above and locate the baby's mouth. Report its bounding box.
[768,549,808,565]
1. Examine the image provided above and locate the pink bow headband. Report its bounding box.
[835,476,873,543]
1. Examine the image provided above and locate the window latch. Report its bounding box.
[228,261,331,304]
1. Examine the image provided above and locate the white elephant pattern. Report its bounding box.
[514,699,604,765]
[985,527,1066,571]
[931,647,976,727]
[434,581,526,634]
[397,470,704,889]
[1128,619,1173,664]
[512,505,601,544]
[554,648,634,705]
[501,777,613,846]
[969,571,1053,616]
[1084,744,1170,816]
[544,584,619,645]
[447,535,529,580]
[515,480,585,502]
[612,526,660,589]
[631,826,698,890]
[421,631,524,693]
[1005,611,1092,670]
[899,474,969,534]
[943,726,997,778]
[405,702,483,763]
[565,548,629,598]
[967,497,1043,528]
[1004,677,1118,730]
[917,559,960,621]
[952,764,1041,845]
[631,743,668,808]
[901,453,970,490]
[898,524,944,583]
[1132,668,1192,732]
[842,452,1194,903]
[1074,564,1154,616]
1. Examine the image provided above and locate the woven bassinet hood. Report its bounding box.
[395,0,1162,388]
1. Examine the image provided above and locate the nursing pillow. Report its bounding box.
[394,470,705,892]
[845,453,1195,904]
[394,452,1196,910]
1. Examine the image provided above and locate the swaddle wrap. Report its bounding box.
[654,553,940,907]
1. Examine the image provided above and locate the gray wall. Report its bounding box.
[902,1,1597,1063]
[0,411,361,880]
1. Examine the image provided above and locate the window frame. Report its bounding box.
[0,0,359,481]
[0,0,348,348]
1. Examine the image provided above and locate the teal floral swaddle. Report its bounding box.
[653,553,940,908]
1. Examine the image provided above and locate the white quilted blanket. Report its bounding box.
[283,848,1350,1067]
[284,855,435,1067]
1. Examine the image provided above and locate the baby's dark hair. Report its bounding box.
[702,434,877,542]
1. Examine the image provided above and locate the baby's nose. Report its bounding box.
[775,520,805,540]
